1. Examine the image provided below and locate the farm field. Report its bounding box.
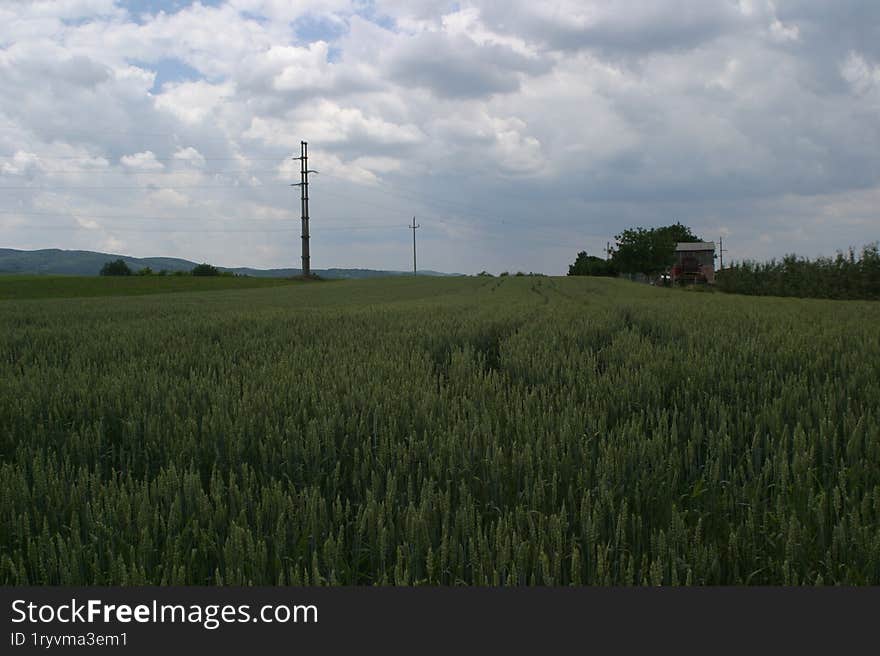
[1,275,879,585]
[0,274,298,300]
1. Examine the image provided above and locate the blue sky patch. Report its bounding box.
[327,46,343,64]
[352,0,396,31]
[123,0,224,24]
[129,57,203,94]
[293,14,348,44]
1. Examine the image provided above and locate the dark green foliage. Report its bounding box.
[717,244,880,300]
[568,251,618,277]
[99,259,132,276]
[613,223,700,275]
[136,267,154,276]
[1,276,879,585]
[192,263,220,277]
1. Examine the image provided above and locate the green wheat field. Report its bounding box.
[2,275,879,585]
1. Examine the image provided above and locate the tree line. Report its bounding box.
[569,225,879,301]
[716,244,880,300]
[100,259,229,277]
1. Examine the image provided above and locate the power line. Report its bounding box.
[316,172,575,235]
[2,156,516,226]
[0,183,268,190]
[2,222,591,251]
[0,129,244,141]
[0,149,602,254]
[316,186,485,234]
[3,224,402,233]
[0,177,512,240]
[7,225,298,233]
[1,215,580,246]
[318,171,506,225]
[0,156,287,161]
[1,179,588,247]
[0,208,401,224]
[2,154,518,230]
[0,168,295,174]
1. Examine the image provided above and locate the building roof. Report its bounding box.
[675,241,715,252]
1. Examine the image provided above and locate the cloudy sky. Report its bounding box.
[1,1,878,274]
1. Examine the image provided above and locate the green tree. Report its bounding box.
[568,251,617,277]
[99,259,132,276]
[191,263,220,276]
[612,222,700,275]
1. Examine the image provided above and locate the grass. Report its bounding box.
[1,275,879,585]
[0,274,298,300]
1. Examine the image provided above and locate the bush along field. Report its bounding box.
[1,275,879,585]
[716,243,880,300]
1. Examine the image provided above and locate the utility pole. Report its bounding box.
[606,241,612,261]
[291,141,317,277]
[410,216,420,276]
[718,236,728,270]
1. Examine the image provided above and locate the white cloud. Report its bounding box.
[841,52,880,97]
[0,1,878,274]
[265,42,334,92]
[74,215,101,230]
[769,19,799,43]
[154,80,234,124]
[120,151,164,170]
[173,147,207,168]
[149,188,190,207]
[245,101,424,148]
[0,151,41,175]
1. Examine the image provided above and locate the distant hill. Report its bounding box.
[0,248,458,279]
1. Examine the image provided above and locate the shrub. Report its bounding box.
[99,259,132,276]
[191,263,220,277]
